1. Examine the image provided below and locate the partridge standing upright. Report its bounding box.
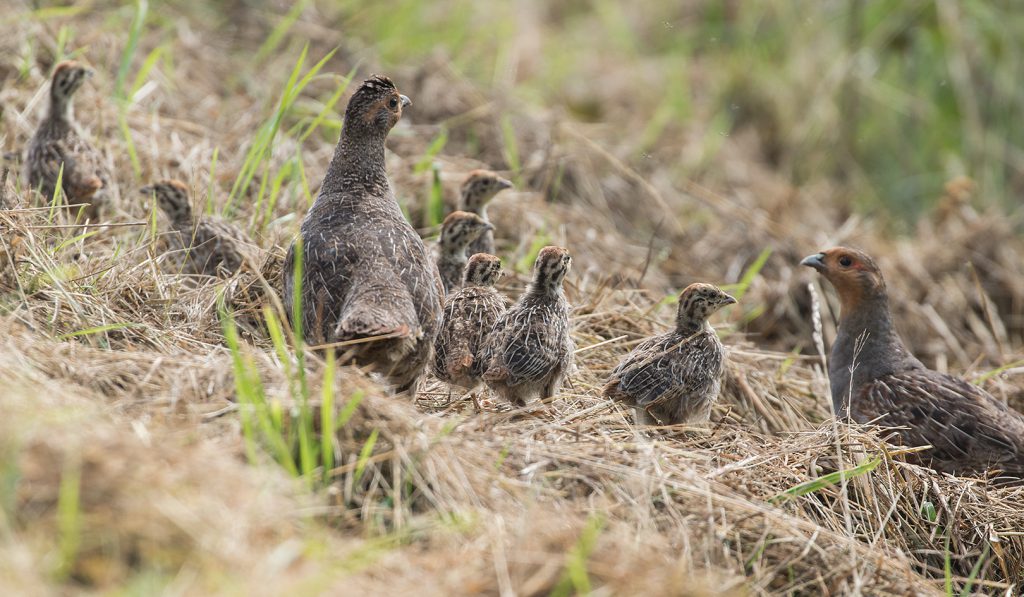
[432,253,507,389]
[283,75,441,394]
[25,61,109,218]
[140,180,258,277]
[803,247,1024,479]
[436,210,493,293]
[478,246,574,406]
[604,283,735,426]
[458,170,512,256]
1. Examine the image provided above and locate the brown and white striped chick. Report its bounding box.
[478,246,574,406]
[436,210,493,293]
[604,283,735,426]
[432,253,507,390]
[140,180,257,277]
[25,61,109,219]
[458,170,512,256]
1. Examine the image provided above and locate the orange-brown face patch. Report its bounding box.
[361,94,401,125]
[815,247,885,313]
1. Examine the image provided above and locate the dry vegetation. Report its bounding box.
[1,1,1023,595]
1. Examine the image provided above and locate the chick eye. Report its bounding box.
[838,256,853,267]
[388,97,399,109]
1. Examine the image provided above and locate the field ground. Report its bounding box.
[2,1,1024,595]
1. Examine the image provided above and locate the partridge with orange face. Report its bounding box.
[25,61,109,218]
[283,75,442,394]
[803,247,1024,479]
[477,246,574,406]
[604,283,735,426]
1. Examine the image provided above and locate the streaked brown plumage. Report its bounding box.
[803,247,1024,479]
[436,210,493,293]
[458,170,512,256]
[24,61,109,218]
[432,253,506,389]
[604,283,735,426]
[283,75,441,394]
[478,246,574,406]
[140,180,258,277]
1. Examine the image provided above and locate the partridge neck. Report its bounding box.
[47,94,73,127]
[321,127,390,196]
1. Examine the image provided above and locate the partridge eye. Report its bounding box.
[838,256,853,267]
[388,97,399,109]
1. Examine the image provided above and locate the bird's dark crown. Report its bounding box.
[141,179,192,223]
[463,253,503,286]
[343,74,408,136]
[676,283,736,329]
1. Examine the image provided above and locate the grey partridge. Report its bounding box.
[282,75,441,394]
[24,61,109,219]
[436,210,493,293]
[432,253,507,390]
[604,283,735,426]
[478,246,574,406]
[140,180,258,277]
[458,169,512,256]
[803,247,1024,479]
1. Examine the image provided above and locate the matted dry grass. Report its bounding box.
[2,2,1024,595]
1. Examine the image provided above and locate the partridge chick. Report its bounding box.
[803,247,1024,479]
[25,61,109,218]
[432,253,507,390]
[140,180,257,277]
[604,283,735,426]
[436,210,493,293]
[478,246,574,406]
[458,170,512,256]
[283,75,441,394]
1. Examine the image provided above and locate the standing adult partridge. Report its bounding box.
[25,61,109,218]
[803,247,1024,479]
[604,283,735,426]
[436,210,493,293]
[432,253,507,390]
[283,75,442,394]
[140,180,258,277]
[478,246,574,406]
[458,170,512,256]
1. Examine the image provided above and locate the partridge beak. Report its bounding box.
[721,293,737,306]
[399,95,412,108]
[801,253,826,272]
[483,222,495,231]
[496,177,513,191]
[139,185,154,195]
[84,68,95,78]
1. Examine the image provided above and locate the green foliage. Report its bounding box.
[54,454,82,581]
[771,456,882,504]
[551,513,606,597]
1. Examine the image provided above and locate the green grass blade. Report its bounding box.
[353,429,379,485]
[321,348,336,484]
[254,0,311,64]
[54,454,82,581]
[770,456,881,503]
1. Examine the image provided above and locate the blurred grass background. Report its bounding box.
[316,0,1024,223]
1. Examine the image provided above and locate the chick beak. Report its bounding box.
[399,94,412,108]
[801,253,826,272]
[496,177,513,191]
[84,68,95,78]
[483,222,495,232]
[139,185,154,196]
[721,293,737,306]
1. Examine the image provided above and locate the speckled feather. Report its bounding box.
[25,62,109,217]
[478,246,574,406]
[604,283,734,425]
[432,253,506,388]
[458,170,512,257]
[435,210,492,293]
[283,75,441,393]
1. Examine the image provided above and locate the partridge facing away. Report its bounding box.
[140,180,258,277]
[436,210,493,293]
[803,247,1024,479]
[432,253,507,389]
[458,170,512,256]
[283,75,442,394]
[478,246,574,406]
[24,61,109,218]
[604,283,735,426]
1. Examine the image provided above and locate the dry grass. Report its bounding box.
[1,2,1023,595]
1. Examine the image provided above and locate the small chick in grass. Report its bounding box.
[25,61,110,220]
[478,246,574,406]
[435,210,493,293]
[140,180,257,277]
[604,283,735,426]
[458,170,513,256]
[803,246,1024,480]
[432,253,507,393]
